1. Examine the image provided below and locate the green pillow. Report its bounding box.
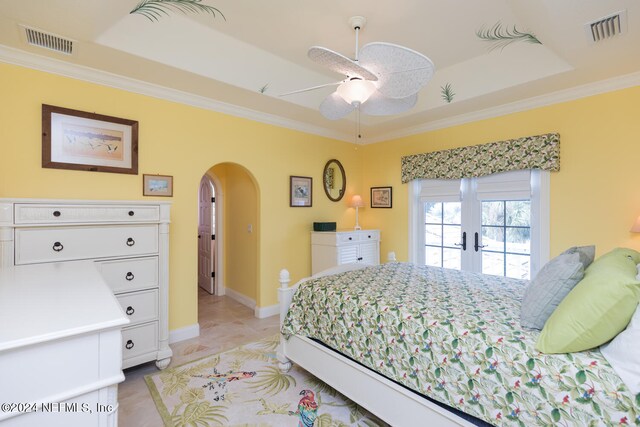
[536,248,640,353]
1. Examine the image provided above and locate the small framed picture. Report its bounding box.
[290,176,312,207]
[143,174,173,197]
[42,104,138,174]
[371,186,392,208]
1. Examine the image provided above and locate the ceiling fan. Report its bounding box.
[282,16,435,121]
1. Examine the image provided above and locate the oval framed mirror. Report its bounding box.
[323,159,346,202]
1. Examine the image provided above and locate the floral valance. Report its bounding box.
[401,133,560,183]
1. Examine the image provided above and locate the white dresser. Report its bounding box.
[0,199,172,370]
[311,230,380,275]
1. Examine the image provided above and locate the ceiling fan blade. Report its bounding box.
[359,42,434,99]
[279,81,343,97]
[319,92,356,120]
[360,91,418,116]
[308,46,378,81]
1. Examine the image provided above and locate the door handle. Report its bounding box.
[474,232,488,252]
[454,232,467,251]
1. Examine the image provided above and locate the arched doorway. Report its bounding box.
[197,163,259,309]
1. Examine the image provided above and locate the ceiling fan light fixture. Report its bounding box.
[336,79,376,105]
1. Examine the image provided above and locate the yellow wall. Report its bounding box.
[361,85,640,260]
[0,62,363,329]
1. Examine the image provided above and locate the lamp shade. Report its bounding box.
[336,79,376,105]
[351,194,364,208]
[631,216,640,232]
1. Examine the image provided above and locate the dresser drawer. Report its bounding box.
[14,204,160,224]
[15,225,158,265]
[117,289,158,326]
[337,232,359,244]
[122,322,158,360]
[97,257,158,293]
[359,230,380,241]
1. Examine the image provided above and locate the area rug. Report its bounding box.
[145,334,387,426]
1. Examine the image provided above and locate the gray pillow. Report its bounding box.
[520,252,585,330]
[561,245,596,269]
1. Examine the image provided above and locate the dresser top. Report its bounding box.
[0,261,129,352]
[0,198,171,206]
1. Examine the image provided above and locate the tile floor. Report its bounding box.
[118,289,280,427]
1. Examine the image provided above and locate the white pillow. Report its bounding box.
[600,303,640,394]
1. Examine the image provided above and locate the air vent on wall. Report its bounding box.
[21,25,74,55]
[585,10,627,43]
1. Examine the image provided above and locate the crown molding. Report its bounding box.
[2,45,638,146]
[0,44,352,143]
[366,71,640,144]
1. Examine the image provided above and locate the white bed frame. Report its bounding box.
[277,258,477,427]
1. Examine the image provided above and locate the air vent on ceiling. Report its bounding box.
[585,10,627,43]
[21,26,74,55]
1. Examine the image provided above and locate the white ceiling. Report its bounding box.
[0,0,638,142]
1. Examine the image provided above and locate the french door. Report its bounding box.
[411,170,548,279]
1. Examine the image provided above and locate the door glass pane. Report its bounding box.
[507,254,530,280]
[483,252,504,276]
[443,225,461,247]
[425,225,442,245]
[481,200,531,279]
[425,246,442,268]
[442,202,461,224]
[482,226,504,252]
[482,201,504,225]
[506,228,530,254]
[424,201,461,270]
[425,202,442,223]
[443,248,461,270]
[506,200,531,226]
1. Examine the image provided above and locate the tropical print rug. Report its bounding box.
[145,335,387,426]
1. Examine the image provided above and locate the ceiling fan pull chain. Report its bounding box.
[354,26,360,61]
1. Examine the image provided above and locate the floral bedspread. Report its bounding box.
[281,263,640,426]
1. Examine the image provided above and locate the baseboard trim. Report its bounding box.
[224,288,256,310]
[255,304,279,319]
[169,323,200,344]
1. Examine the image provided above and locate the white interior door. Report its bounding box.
[198,176,214,294]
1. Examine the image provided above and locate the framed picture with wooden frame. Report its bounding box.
[143,174,173,197]
[370,186,392,208]
[290,176,312,207]
[42,104,138,174]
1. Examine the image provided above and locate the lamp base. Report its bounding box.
[354,225,362,230]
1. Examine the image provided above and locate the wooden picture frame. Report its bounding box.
[370,186,392,208]
[290,176,312,207]
[143,174,173,197]
[42,104,138,174]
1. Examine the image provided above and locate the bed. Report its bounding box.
[277,262,640,427]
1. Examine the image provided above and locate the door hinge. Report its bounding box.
[211,234,215,240]
[211,197,215,203]
[211,272,215,278]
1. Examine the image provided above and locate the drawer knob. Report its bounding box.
[125,272,135,281]
[368,235,371,238]
[348,237,352,241]
[357,257,363,261]
[126,237,135,247]
[53,210,61,217]
[128,210,135,216]
[52,242,64,252]
[126,306,135,315]
[125,340,134,350]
